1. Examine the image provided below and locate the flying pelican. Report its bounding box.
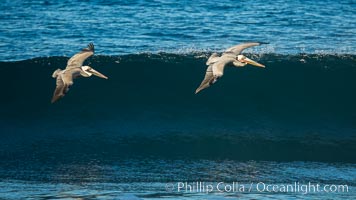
[51,43,108,103]
[195,42,267,94]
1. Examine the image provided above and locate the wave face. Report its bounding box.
[0,53,355,163]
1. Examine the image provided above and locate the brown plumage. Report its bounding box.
[51,43,108,103]
[195,42,267,94]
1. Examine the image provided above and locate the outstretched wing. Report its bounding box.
[206,53,220,65]
[195,61,227,94]
[195,65,213,94]
[66,43,95,69]
[51,76,69,103]
[223,42,267,56]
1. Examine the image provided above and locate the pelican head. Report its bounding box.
[81,66,108,79]
[235,55,265,68]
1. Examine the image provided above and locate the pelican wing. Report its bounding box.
[195,61,226,94]
[206,53,220,65]
[66,43,94,69]
[212,61,226,77]
[51,76,69,103]
[223,42,266,56]
[195,65,213,94]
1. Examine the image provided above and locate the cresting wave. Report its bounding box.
[0,53,355,163]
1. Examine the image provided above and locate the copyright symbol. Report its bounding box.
[165,183,174,192]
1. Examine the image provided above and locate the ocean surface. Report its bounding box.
[1,0,356,61]
[1,0,356,199]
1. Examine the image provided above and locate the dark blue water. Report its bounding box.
[0,0,355,199]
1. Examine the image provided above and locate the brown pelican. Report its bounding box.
[51,43,108,103]
[195,42,267,94]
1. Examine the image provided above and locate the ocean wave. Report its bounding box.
[0,53,355,162]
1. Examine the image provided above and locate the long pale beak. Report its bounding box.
[244,57,265,68]
[89,68,108,79]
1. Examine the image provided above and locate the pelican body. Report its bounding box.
[51,43,108,103]
[195,42,267,94]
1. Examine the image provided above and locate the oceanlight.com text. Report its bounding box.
[165,182,349,194]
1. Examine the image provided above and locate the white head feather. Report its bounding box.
[81,66,93,76]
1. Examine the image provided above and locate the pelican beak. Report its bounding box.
[89,68,108,79]
[244,57,265,68]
